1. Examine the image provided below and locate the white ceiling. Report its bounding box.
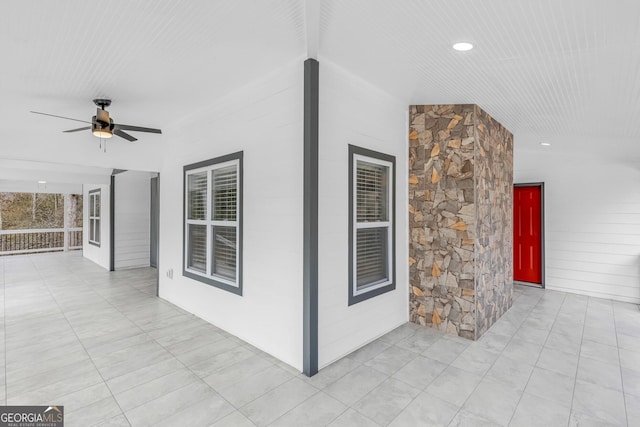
[1,0,639,184]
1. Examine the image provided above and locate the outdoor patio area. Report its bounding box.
[0,252,638,426]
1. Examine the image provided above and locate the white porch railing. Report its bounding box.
[0,228,83,255]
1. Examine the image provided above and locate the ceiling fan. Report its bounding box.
[31,99,162,142]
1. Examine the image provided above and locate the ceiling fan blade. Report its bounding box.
[114,129,137,142]
[63,126,91,133]
[113,124,162,134]
[30,111,92,124]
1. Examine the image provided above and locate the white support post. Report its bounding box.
[63,193,70,252]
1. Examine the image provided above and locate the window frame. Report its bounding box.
[348,144,396,306]
[88,189,101,247]
[183,151,243,295]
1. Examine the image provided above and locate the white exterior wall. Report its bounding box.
[515,149,640,304]
[317,61,409,368]
[158,60,304,370]
[114,171,152,270]
[83,184,110,270]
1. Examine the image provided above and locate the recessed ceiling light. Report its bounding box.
[37,180,47,184]
[453,42,474,52]
[540,142,551,146]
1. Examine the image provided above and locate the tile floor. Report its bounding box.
[0,252,639,426]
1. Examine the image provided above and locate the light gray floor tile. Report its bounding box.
[617,332,640,353]
[124,382,220,427]
[485,354,534,391]
[572,380,627,425]
[622,366,640,397]
[210,411,256,427]
[114,368,200,411]
[525,366,575,405]
[216,364,293,408]
[512,324,550,345]
[423,336,469,364]
[461,378,521,426]
[501,337,543,366]
[378,322,420,344]
[477,330,512,353]
[577,357,623,392]
[55,382,114,412]
[324,365,388,406]
[364,344,418,375]
[8,369,104,406]
[619,348,640,373]
[352,377,420,426]
[388,391,458,427]
[155,391,235,427]
[392,355,447,390]
[65,396,124,427]
[509,392,570,427]
[450,345,500,376]
[626,393,640,426]
[303,357,361,389]
[2,254,637,427]
[545,331,582,355]
[396,330,442,354]
[106,358,186,395]
[188,344,256,378]
[580,339,620,365]
[535,346,579,378]
[448,409,501,427]
[203,354,273,391]
[424,366,483,407]
[269,392,346,427]
[347,339,391,363]
[240,378,318,427]
[93,414,132,427]
[327,408,378,427]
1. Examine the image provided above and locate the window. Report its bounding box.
[183,152,243,295]
[88,189,101,247]
[349,145,395,305]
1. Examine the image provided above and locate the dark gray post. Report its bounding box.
[303,58,319,377]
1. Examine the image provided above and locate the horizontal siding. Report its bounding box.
[516,150,640,304]
[114,171,151,270]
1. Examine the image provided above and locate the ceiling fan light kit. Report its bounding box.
[30,98,162,149]
[92,100,114,139]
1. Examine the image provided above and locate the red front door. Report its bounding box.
[513,185,542,284]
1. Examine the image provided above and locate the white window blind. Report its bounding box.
[356,227,388,288]
[357,162,388,223]
[212,166,237,221]
[188,172,207,220]
[349,146,395,305]
[184,154,242,293]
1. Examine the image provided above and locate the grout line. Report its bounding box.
[613,300,629,426]
[29,253,136,426]
[504,292,563,426]
[565,294,589,427]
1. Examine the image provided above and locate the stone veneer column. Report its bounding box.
[408,104,513,340]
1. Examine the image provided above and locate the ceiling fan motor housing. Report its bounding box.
[92,108,114,138]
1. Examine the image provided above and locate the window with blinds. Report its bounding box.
[183,152,243,295]
[349,145,395,305]
[88,189,101,247]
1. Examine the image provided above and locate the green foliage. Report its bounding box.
[0,193,78,230]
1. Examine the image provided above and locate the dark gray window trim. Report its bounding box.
[88,188,101,248]
[182,151,243,296]
[348,144,396,306]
